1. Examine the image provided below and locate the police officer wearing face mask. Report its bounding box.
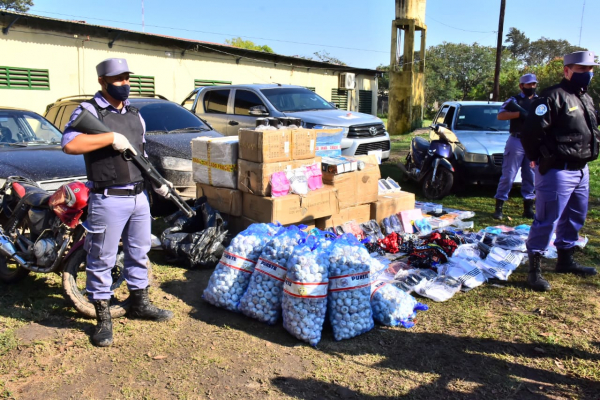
[493,73,538,220]
[62,58,173,346]
[521,51,599,292]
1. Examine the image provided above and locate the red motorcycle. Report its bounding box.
[0,176,135,318]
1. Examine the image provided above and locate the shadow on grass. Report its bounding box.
[160,268,599,399]
[271,329,600,399]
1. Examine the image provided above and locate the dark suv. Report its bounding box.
[45,95,222,204]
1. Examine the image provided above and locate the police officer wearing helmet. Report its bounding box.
[493,73,538,220]
[521,51,599,292]
[62,58,173,347]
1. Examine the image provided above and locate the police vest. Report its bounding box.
[542,79,600,162]
[509,93,535,135]
[82,99,145,188]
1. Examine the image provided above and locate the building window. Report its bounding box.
[195,79,232,88]
[130,75,155,95]
[331,89,348,111]
[359,90,373,114]
[0,67,50,90]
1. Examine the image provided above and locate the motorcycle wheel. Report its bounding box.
[0,219,31,284]
[422,168,454,200]
[62,247,152,319]
[0,254,30,283]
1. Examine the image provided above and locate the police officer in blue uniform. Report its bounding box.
[493,74,537,220]
[521,51,599,291]
[62,58,174,346]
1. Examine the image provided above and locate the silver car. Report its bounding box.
[182,84,391,160]
[432,101,521,185]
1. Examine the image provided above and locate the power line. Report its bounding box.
[30,9,390,54]
[427,15,498,34]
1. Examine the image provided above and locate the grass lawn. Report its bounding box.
[0,131,599,399]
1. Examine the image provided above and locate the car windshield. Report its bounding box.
[0,110,63,145]
[454,105,510,132]
[261,88,336,112]
[136,102,210,133]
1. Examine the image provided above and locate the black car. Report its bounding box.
[0,107,87,192]
[44,95,223,202]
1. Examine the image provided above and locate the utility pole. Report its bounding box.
[492,0,506,101]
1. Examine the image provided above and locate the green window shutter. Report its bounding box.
[194,79,232,88]
[130,75,155,95]
[0,67,50,90]
[305,86,316,92]
[331,88,348,111]
[359,90,373,114]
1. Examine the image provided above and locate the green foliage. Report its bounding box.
[0,0,32,11]
[224,37,274,53]
[376,64,390,94]
[312,50,347,66]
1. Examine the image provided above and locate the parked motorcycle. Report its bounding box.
[397,124,458,200]
[0,176,132,318]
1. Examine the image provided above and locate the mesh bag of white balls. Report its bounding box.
[282,234,334,346]
[240,225,307,324]
[370,276,428,328]
[203,223,281,312]
[327,234,375,341]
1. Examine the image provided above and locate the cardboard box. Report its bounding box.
[370,191,416,223]
[192,136,238,189]
[291,128,317,160]
[196,184,243,217]
[237,158,321,196]
[242,187,338,225]
[238,129,291,163]
[315,204,371,230]
[323,164,380,209]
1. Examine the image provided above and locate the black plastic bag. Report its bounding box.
[160,200,228,269]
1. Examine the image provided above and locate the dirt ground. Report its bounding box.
[1,250,599,399]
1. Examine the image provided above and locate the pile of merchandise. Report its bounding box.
[200,200,590,345]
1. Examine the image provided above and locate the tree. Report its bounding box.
[312,51,347,66]
[376,64,389,94]
[224,37,274,53]
[505,27,530,62]
[0,0,32,11]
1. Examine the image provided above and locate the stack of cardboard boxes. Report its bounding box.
[192,128,417,234]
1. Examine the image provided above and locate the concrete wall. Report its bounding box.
[387,70,424,135]
[0,26,377,115]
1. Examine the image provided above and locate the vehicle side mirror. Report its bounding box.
[249,105,269,116]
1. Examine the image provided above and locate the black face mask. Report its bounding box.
[522,87,536,97]
[104,81,130,101]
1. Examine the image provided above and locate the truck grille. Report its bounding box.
[348,123,386,137]
[355,140,391,155]
[492,154,503,166]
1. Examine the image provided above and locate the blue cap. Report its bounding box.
[96,58,134,77]
[563,51,599,66]
[519,73,538,84]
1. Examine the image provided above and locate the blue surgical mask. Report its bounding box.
[569,71,594,88]
[105,82,130,101]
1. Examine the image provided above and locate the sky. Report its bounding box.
[27,0,600,70]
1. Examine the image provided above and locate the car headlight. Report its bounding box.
[160,157,193,172]
[305,124,349,138]
[463,152,489,163]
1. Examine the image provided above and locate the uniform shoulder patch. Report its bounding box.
[535,104,548,116]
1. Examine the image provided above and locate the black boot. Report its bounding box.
[128,287,174,321]
[492,199,504,220]
[523,199,535,219]
[555,247,597,276]
[92,300,113,347]
[527,252,551,292]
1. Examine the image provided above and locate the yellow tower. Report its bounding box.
[388,0,427,135]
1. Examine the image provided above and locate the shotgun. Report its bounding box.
[70,108,195,217]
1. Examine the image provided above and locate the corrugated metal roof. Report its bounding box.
[0,10,380,75]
